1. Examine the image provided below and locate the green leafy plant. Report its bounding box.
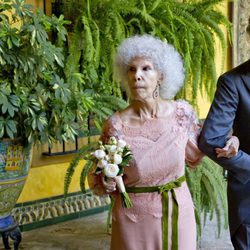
[61,0,231,108]
[186,157,228,238]
[0,0,81,144]
[64,141,98,196]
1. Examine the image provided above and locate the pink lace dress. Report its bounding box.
[90,100,203,250]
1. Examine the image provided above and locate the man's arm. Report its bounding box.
[198,74,250,184]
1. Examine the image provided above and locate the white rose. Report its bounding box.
[118,139,126,148]
[109,145,117,153]
[109,136,117,145]
[94,149,106,160]
[113,154,122,165]
[97,159,107,169]
[104,164,119,178]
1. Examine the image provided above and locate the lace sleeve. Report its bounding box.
[176,100,204,168]
[185,103,204,168]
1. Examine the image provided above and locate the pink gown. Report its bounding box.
[90,100,203,250]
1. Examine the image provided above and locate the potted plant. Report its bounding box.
[0,0,79,247]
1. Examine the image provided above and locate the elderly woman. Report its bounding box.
[89,34,239,250]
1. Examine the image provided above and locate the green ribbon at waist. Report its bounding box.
[126,175,186,250]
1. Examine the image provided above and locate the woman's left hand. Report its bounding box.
[215,136,239,158]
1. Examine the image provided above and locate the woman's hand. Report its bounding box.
[215,136,239,158]
[101,176,117,193]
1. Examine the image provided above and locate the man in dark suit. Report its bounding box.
[198,59,250,249]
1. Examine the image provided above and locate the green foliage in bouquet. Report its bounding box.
[118,147,133,169]
[186,157,228,238]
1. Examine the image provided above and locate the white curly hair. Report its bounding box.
[114,34,185,100]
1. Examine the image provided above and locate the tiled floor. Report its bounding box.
[2,211,233,250]
[199,216,233,250]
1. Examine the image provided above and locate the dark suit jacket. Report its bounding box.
[198,59,250,235]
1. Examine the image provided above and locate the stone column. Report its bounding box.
[233,0,250,66]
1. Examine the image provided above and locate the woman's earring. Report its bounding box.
[153,84,160,99]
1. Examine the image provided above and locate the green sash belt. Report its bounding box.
[126,175,186,250]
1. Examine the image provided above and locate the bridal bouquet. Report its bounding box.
[91,137,133,208]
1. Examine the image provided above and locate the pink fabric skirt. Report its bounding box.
[110,201,196,250]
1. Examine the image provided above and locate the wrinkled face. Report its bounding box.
[127,57,160,101]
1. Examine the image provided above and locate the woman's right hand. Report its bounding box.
[101,176,117,193]
[215,136,239,158]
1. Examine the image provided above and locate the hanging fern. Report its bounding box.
[61,0,231,108]
[186,157,228,238]
[80,160,94,193]
[64,141,98,197]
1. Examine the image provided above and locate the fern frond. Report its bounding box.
[93,119,102,132]
[193,0,224,15]
[80,160,94,193]
[64,31,82,80]
[209,9,233,44]
[126,18,144,34]
[64,141,98,197]
[112,12,126,43]
[90,19,101,69]
[139,1,156,28]
[98,95,128,110]
[148,0,162,14]
[186,156,228,238]
[201,15,226,74]
[200,27,217,99]
[92,106,109,120]
[81,14,94,63]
